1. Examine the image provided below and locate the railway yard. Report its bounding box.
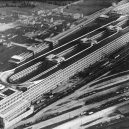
[0,0,129,129]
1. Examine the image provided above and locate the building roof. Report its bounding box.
[11,55,24,61]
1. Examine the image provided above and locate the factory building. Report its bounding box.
[0,4,128,129]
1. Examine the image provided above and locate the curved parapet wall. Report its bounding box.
[9,18,124,81]
[0,68,43,88]
[7,27,120,85]
[0,69,15,85]
[3,21,117,85]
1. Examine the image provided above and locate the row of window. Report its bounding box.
[6,102,30,122]
[10,62,42,82]
[0,92,22,111]
[1,99,24,115]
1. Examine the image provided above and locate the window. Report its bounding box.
[0,97,3,101]
[3,89,15,96]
